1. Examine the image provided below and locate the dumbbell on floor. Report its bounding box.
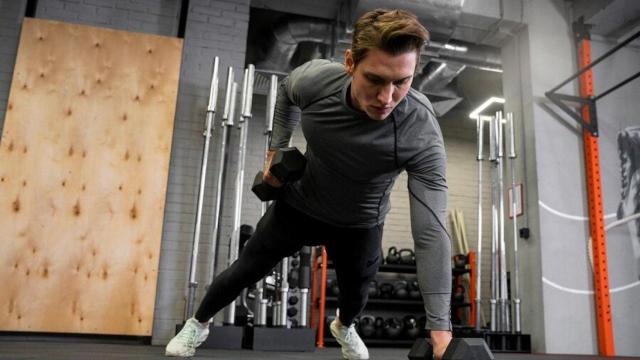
[252,147,306,201]
[408,338,494,360]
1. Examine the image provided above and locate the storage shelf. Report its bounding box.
[325,296,471,308]
[326,261,471,276]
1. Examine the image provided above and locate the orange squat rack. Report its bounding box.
[576,37,615,356]
[544,21,640,357]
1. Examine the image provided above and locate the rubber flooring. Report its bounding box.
[0,341,639,359]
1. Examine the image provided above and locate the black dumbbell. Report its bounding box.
[252,147,306,201]
[408,338,494,360]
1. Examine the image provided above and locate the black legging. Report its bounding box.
[195,200,383,326]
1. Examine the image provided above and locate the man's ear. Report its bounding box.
[344,49,354,75]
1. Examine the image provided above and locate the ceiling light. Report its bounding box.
[443,43,468,53]
[469,97,505,119]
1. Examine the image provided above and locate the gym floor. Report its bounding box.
[0,341,638,360]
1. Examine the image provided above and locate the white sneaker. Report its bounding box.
[165,317,210,357]
[330,318,369,359]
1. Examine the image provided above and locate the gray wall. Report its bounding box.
[502,0,640,355]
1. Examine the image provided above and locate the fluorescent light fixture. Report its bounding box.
[469,97,505,119]
[444,43,468,53]
[477,66,503,73]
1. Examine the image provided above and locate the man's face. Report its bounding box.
[345,48,417,121]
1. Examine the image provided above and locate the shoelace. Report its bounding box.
[343,326,357,344]
[177,326,197,347]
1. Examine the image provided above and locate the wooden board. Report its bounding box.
[0,18,182,336]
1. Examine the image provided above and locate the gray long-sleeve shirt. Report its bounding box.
[271,59,451,330]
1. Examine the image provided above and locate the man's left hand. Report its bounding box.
[430,330,452,360]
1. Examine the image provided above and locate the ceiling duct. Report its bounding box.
[415,61,466,93]
[255,17,333,73]
[412,60,465,117]
[422,41,502,71]
[353,0,464,43]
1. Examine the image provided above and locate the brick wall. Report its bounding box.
[35,0,180,36]
[0,0,27,132]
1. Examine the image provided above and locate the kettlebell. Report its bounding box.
[408,280,421,299]
[386,246,400,264]
[374,316,385,338]
[358,315,376,338]
[378,282,394,299]
[398,248,416,265]
[403,315,420,339]
[393,280,409,299]
[367,279,379,298]
[383,317,404,339]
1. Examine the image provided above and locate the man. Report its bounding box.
[166,8,452,359]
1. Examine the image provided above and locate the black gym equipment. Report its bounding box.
[367,279,379,298]
[398,248,416,265]
[358,315,377,338]
[452,284,466,304]
[453,254,467,269]
[252,147,306,201]
[383,317,404,339]
[374,316,385,338]
[237,72,314,353]
[408,338,494,360]
[386,246,400,264]
[408,280,421,300]
[393,280,409,299]
[403,316,421,339]
[378,282,394,299]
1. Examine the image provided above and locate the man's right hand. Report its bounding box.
[263,149,283,188]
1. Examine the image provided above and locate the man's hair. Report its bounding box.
[351,9,429,68]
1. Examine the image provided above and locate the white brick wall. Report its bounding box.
[36,0,180,36]
[155,0,253,345]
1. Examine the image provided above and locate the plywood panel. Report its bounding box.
[0,18,182,336]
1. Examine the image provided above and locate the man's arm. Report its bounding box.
[406,134,452,358]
